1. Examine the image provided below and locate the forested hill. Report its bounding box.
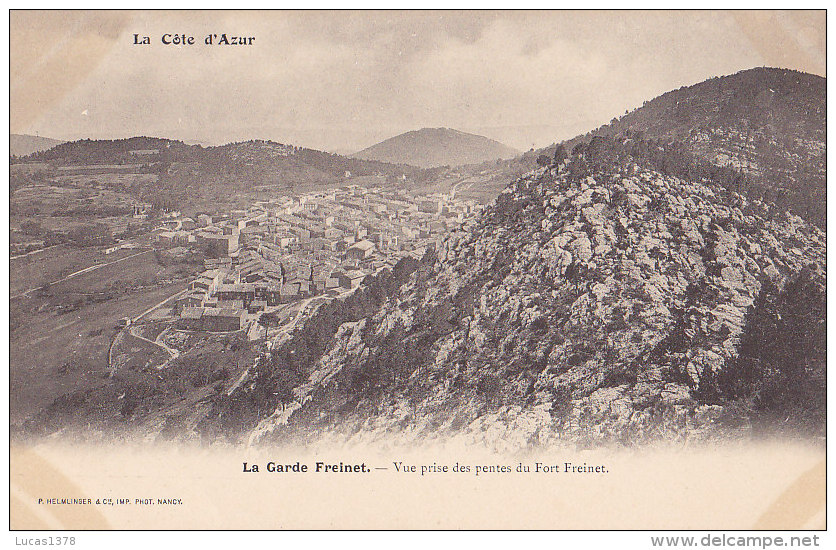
[15,137,430,210]
[22,137,422,178]
[540,68,826,228]
[570,67,823,145]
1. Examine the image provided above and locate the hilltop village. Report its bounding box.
[149,185,481,338]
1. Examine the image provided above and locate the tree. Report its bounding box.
[699,269,826,417]
[553,144,568,164]
[536,154,551,167]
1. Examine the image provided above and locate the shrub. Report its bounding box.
[697,270,826,420]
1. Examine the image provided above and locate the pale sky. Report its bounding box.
[10,10,826,152]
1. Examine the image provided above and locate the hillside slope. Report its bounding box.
[216,141,825,450]
[16,137,425,210]
[10,134,64,157]
[353,127,519,168]
[549,68,826,227]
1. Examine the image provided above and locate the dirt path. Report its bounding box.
[104,284,187,374]
[108,330,126,376]
[153,327,181,358]
[134,287,189,322]
[128,325,180,365]
[226,367,250,396]
[280,296,317,333]
[11,249,153,299]
[10,244,61,260]
[449,176,469,200]
[108,319,183,375]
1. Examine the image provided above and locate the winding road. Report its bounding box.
[107,287,188,374]
[128,325,181,367]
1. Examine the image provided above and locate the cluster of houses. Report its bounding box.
[157,185,480,334]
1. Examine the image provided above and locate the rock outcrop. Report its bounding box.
[242,152,825,450]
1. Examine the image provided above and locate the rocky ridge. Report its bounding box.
[244,152,825,450]
[559,68,826,228]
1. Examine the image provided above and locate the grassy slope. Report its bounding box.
[10,248,191,423]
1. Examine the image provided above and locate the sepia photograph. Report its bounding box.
[7,9,826,532]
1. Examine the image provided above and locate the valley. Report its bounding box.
[9,138,520,439]
[9,67,827,451]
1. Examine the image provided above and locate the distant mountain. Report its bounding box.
[10,134,64,157]
[546,67,826,227]
[352,127,519,168]
[16,137,425,209]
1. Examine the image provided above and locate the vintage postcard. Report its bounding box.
[8,10,826,532]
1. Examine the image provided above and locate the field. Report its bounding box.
[8,170,155,256]
[9,245,192,425]
[10,245,150,296]
[10,183,137,217]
